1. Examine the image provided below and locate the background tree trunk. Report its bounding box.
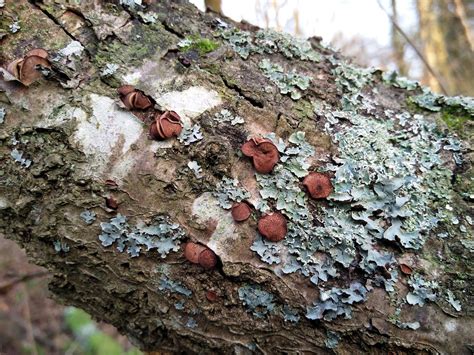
[417,0,474,96]
[0,0,473,354]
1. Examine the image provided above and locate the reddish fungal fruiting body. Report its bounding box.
[7,48,51,86]
[105,196,119,210]
[241,137,279,174]
[184,242,217,269]
[184,242,207,263]
[198,249,217,269]
[303,172,333,199]
[231,202,252,222]
[258,212,287,242]
[205,290,219,302]
[117,85,152,110]
[150,111,183,140]
[399,263,413,275]
[117,85,135,96]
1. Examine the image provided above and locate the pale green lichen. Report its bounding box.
[446,289,462,311]
[178,124,203,145]
[382,70,419,90]
[9,21,20,33]
[250,235,281,264]
[80,210,96,224]
[11,149,32,168]
[57,41,84,58]
[187,161,203,179]
[137,11,158,24]
[411,87,474,116]
[253,29,321,61]
[259,59,311,100]
[0,107,5,124]
[159,276,192,297]
[98,214,186,258]
[238,284,275,318]
[54,240,70,253]
[220,27,321,62]
[306,282,367,321]
[213,177,251,209]
[244,92,462,320]
[282,306,300,323]
[325,331,340,349]
[406,274,439,306]
[332,61,375,110]
[220,28,254,59]
[213,109,244,125]
[100,63,119,77]
[119,0,143,9]
[388,308,421,330]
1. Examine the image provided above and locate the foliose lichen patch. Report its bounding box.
[259,59,311,100]
[213,109,244,126]
[99,214,186,258]
[238,284,276,318]
[410,87,474,115]
[220,27,321,62]
[230,97,465,322]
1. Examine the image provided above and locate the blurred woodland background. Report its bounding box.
[1,0,473,354]
[195,0,474,96]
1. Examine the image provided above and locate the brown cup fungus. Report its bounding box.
[7,48,51,86]
[231,202,252,222]
[257,212,287,242]
[105,196,119,210]
[241,137,279,174]
[303,172,333,199]
[117,85,152,110]
[184,242,217,269]
[150,110,183,140]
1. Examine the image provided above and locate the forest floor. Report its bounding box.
[0,236,138,355]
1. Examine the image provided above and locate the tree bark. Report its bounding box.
[0,1,473,354]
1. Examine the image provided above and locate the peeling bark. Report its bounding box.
[0,1,473,354]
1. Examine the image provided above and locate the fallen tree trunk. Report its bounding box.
[0,0,473,353]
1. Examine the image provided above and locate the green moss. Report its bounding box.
[405,99,425,114]
[178,36,220,55]
[440,108,472,137]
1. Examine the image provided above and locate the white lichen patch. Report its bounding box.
[191,192,239,260]
[73,94,144,179]
[444,319,458,332]
[0,197,9,210]
[156,86,221,121]
[38,105,87,128]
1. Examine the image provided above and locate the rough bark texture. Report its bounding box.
[0,1,473,354]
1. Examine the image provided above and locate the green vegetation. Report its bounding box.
[64,307,142,355]
[178,36,220,55]
[441,108,472,137]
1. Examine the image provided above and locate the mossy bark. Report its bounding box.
[0,1,473,354]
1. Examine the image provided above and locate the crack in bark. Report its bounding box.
[28,0,91,58]
[219,72,264,109]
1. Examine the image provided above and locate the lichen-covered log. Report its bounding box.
[0,1,473,353]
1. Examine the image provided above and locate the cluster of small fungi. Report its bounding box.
[239,138,333,242]
[117,85,183,140]
[116,85,219,268]
[115,85,333,268]
[183,135,334,268]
